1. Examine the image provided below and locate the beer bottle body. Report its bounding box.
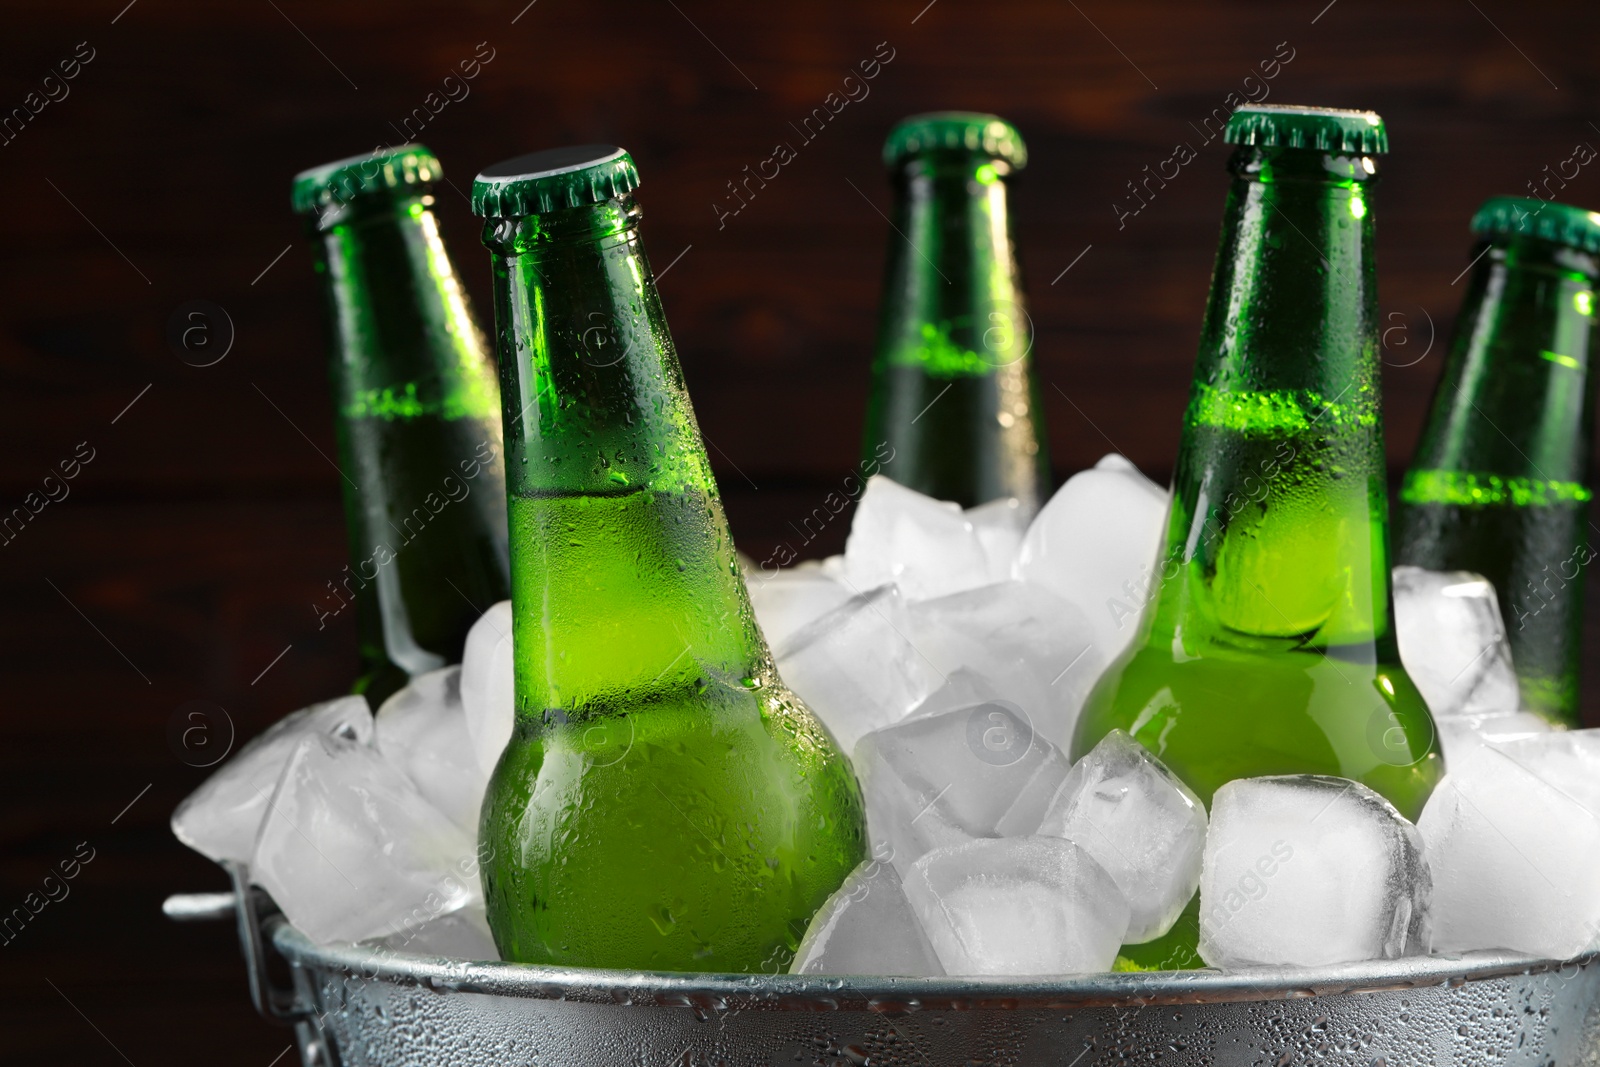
[864,114,1049,510]
[1071,109,1442,966]
[295,147,509,708]
[1398,201,1600,725]
[471,149,866,972]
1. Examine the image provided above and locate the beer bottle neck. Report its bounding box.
[482,196,765,711]
[305,189,508,693]
[867,151,1047,510]
[1159,144,1394,650]
[878,153,1027,376]
[312,193,498,424]
[1406,235,1600,499]
[481,196,717,498]
[1194,145,1379,422]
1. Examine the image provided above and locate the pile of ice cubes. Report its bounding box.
[171,454,1600,976]
[761,456,1168,752]
[770,462,1600,974]
[170,622,516,959]
[774,465,1358,973]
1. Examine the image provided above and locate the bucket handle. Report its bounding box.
[220,860,313,1024]
[164,868,338,1066]
[161,865,313,1024]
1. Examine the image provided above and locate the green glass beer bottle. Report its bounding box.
[294,145,511,709]
[1071,107,1443,966]
[862,112,1050,510]
[1397,197,1600,726]
[470,146,866,972]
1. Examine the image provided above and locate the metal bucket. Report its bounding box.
[165,867,1600,1066]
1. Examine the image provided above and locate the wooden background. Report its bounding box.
[3,0,1600,1060]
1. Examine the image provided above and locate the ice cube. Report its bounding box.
[1013,456,1169,662]
[460,600,515,776]
[375,666,488,835]
[791,850,944,976]
[903,836,1130,975]
[855,696,1071,873]
[843,475,992,600]
[775,584,943,751]
[747,560,854,650]
[1490,729,1600,812]
[170,695,373,864]
[901,667,1021,726]
[906,581,1105,749]
[378,903,499,961]
[1199,775,1430,968]
[1420,730,1600,958]
[252,733,480,945]
[1093,454,1139,474]
[965,497,1031,584]
[1393,567,1520,717]
[1436,710,1552,764]
[1035,730,1207,943]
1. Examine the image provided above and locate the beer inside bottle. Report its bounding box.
[1397,197,1600,726]
[1070,107,1443,968]
[863,112,1050,510]
[470,146,866,972]
[293,145,510,709]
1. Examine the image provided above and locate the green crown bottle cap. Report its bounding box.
[883,112,1027,169]
[1471,196,1600,254]
[471,145,640,217]
[1224,105,1388,155]
[291,144,441,215]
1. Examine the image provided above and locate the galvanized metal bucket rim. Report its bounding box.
[269,919,1598,1011]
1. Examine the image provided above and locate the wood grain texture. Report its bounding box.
[2,0,1599,1061]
